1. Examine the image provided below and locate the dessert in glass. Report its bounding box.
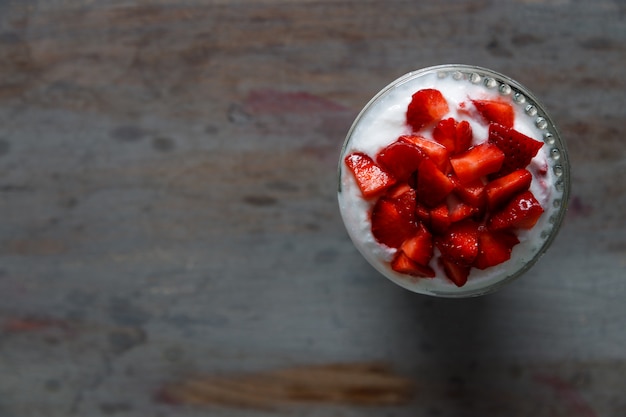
[338,64,570,297]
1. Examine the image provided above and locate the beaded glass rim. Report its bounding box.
[338,64,571,297]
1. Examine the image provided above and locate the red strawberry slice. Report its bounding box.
[415,201,431,225]
[399,135,450,172]
[416,158,455,207]
[488,190,544,231]
[448,200,479,224]
[485,168,532,210]
[455,120,473,154]
[406,89,449,132]
[472,99,514,128]
[399,222,433,266]
[433,118,473,155]
[391,251,436,278]
[439,256,471,287]
[451,176,486,209]
[344,152,397,198]
[429,203,450,234]
[384,183,417,220]
[432,118,457,152]
[449,142,505,184]
[376,140,427,182]
[488,124,544,177]
[474,228,520,270]
[371,188,418,248]
[435,219,480,266]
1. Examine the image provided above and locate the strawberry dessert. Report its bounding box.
[338,65,569,297]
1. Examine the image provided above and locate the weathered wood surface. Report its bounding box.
[0,1,625,416]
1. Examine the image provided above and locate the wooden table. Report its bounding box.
[1,1,625,416]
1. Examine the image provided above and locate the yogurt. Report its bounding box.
[338,65,570,297]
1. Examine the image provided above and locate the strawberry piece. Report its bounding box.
[415,202,431,225]
[406,89,449,132]
[439,257,471,287]
[435,219,480,266]
[433,118,473,155]
[472,99,514,128]
[416,158,455,207]
[474,228,520,270]
[371,187,418,248]
[448,200,479,223]
[455,120,473,154]
[449,142,505,184]
[399,135,450,172]
[391,251,436,278]
[485,168,532,210]
[429,203,450,234]
[400,222,433,266]
[385,183,417,221]
[432,118,457,152]
[488,124,544,177]
[344,152,397,198]
[451,176,486,209]
[488,190,545,231]
[376,140,427,182]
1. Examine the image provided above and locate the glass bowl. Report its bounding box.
[337,64,570,297]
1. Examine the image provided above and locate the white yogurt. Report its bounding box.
[338,66,568,297]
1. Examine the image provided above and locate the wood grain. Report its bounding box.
[0,1,625,416]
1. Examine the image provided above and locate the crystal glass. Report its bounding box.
[338,64,570,297]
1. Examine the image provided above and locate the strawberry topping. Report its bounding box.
[488,123,544,177]
[439,256,471,287]
[376,140,427,182]
[406,89,450,132]
[449,142,505,184]
[474,228,520,270]
[433,118,473,155]
[485,168,532,210]
[472,99,515,128]
[436,220,480,266]
[344,152,397,198]
[399,135,450,172]
[345,86,549,288]
[391,251,436,278]
[416,158,455,207]
[399,222,434,266]
[488,190,544,231]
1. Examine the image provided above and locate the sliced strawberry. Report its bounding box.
[416,158,455,207]
[432,118,473,155]
[399,135,450,172]
[391,251,436,278]
[451,176,486,209]
[371,198,417,248]
[435,219,480,266]
[488,124,544,177]
[415,201,431,225]
[485,168,532,210]
[448,200,479,224]
[400,222,433,266]
[449,142,505,184]
[474,228,520,270]
[384,183,417,221]
[455,120,473,154]
[439,257,471,287]
[344,152,396,198]
[432,118,457,152]
[406,89,449,132]
[429,203,450,235]
[488,190,545,231]
[472,99,514,128]
[376,140,427,182]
